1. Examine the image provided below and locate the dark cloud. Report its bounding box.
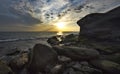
[0,13,41,26]
[0,0,41,26]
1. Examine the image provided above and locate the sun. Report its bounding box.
[55,22,66,30]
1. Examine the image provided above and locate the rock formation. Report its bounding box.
[77,6,120,53]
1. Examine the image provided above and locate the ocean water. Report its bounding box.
[0,32,78,56]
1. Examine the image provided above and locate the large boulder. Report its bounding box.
[77,6,120,53]
[53,46,100,61]
[27,44,58,73]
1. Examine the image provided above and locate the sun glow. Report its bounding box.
[54,22,66,35]
[55,22,66,30]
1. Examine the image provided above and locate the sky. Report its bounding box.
[0,0,120,32]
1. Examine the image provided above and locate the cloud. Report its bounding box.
[0,0,120,31]
[0,0,41,26]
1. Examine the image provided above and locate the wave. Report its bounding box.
[0,37,48,43]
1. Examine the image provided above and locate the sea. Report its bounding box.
[0,32,78,56]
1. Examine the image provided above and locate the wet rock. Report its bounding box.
[90,60,120,74]
[0,60,13,74]
[53,46,100,60]
[77,6,120,53]
[9,53,28,74]
[47,36,62,45]
[27,44,58,73]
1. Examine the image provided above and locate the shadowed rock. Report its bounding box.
[0,60,13,74]
[90,60,120,74]
[47,36,62,46]
[27,44,58,74]
[9,53,28,74]
[77,6,120,53]
[53,46,100,61]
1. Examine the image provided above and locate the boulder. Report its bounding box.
[27,44,58,73]
[9,53,28,74]
[0,60,13,74]
[47,36,62,45]
[53,46,100,60]
[77,6,120,53]
[62,34,78,44]
[90,60,120,74]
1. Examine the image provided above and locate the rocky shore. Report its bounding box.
[0,6,120,74]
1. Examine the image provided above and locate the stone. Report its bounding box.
[66,62,77,68]
[58,56,71,63]
[77,6,120,53]
[62,34,78,44]
[47,36,62,45]
[101,53,120,64]
[0,60,13,74]
[90,60,120,74]
[50,64,63,74]
[76,71,84,74]
[63,68,76,74]
[80,61,89,66]
[27,44,58,73]
[53,46,100,60]
[72,62,82,70]
[70,61,102,74]
[9,53,28,73]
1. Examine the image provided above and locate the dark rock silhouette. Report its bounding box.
[27,44,58,74]
[77,6,120,53]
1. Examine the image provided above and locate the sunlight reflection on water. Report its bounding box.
[57,31,63,35]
